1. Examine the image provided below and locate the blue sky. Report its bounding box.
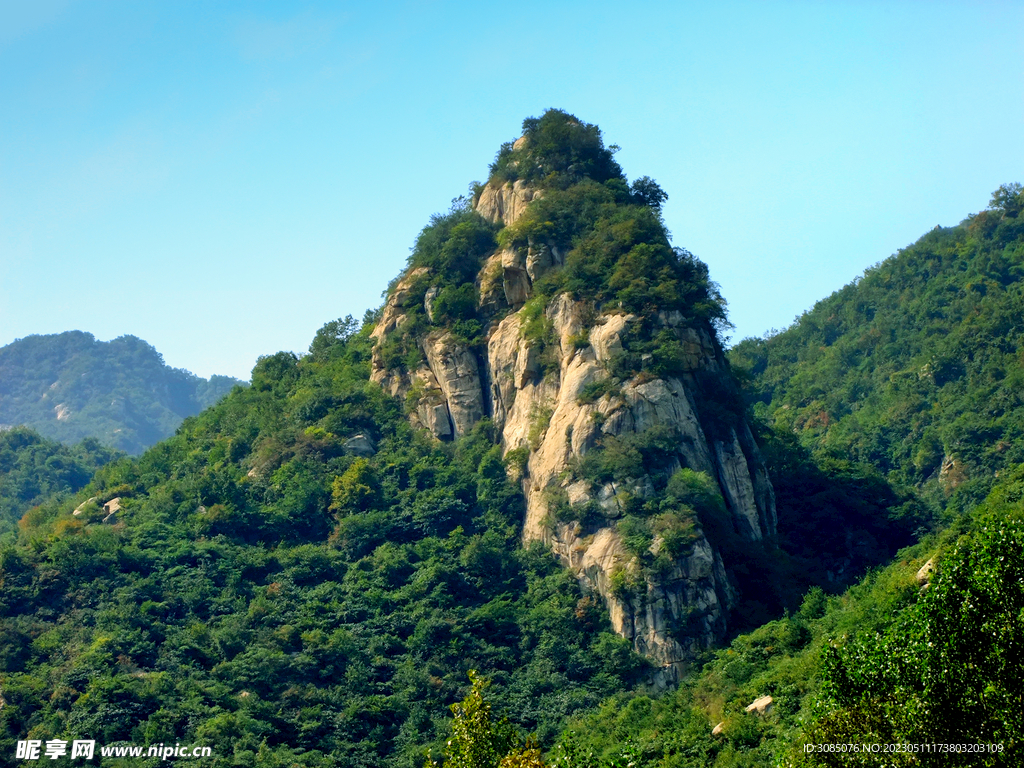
[2,1,1022,380]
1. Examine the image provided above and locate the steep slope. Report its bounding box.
[540,473,1024,767]
[2,113,1000,767]
[731,183,1024,512]
[0,322,647,768]
[0,331,243,454]
[369,110,777,682]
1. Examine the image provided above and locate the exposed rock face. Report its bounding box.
[500,248,531,306]
[475,179,541,227]
[916,557,935,585]
[553,522,735,686]
[72,496,98,517]
[370,267,430,345]
[370,178,777,684]
[423,333,486,437]
[102,497,121,525]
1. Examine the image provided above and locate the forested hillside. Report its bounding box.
[0,332,242,454]
[731,183,1024,514]
[0,427,121,539]
[0,117,1021,768]
[0,321,646,767]
[518,469,1022,767]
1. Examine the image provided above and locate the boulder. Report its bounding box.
[344,434,376,457]
[745,696,774,715]
[72,496,97,516]
[500,248,531,306]
[916,557,935,585]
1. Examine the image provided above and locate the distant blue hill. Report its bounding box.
[0,331,244,454]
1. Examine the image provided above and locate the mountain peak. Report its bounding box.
[369,111,776,682]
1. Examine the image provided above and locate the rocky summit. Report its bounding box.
[369,110,776,684]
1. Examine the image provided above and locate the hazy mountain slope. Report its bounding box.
[731,183,1024,513]
[0,331,243,454]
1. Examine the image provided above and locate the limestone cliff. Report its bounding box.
[370,121,777,684]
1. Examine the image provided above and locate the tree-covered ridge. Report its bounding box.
[488,109,625,189]
[730,184,1024,511]
[0,331,243,455]
[0,321,645,768]
[379,110,724,362]
[0,427,121,539]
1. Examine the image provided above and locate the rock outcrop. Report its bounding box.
[476,179,542,227]
[102,497,121,525]
[370,176,777,685]
[745,695,774,715]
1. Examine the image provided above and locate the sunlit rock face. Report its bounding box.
[371,176,777,686]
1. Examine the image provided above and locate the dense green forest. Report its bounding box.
[456,469,1020,768]
[730,183,1024,515]
[0,332,242,454]
[0,114,1021,767]
[0,321,646,767]
[0,427,121,540]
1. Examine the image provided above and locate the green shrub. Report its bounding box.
[503,447,529,479]
[519,296,551,342]
[575,378,619,406]
[573,426,679,485]
[651,510,700,558]
[489,109,623,189]
[608,564,643,599]
[568,331,590,351]
[527,406,553,450]
[408,206,497,285]
[666,468,726,520]
[432,283,478,325]
[618,515,653,557]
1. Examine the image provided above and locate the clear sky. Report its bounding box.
[2,1,1022,380]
